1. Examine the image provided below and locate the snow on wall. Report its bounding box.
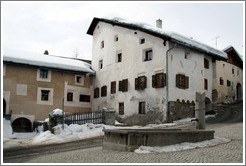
[3,50,94,74]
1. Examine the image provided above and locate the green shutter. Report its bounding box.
[119,81,122,91]
[176,74,179,88]
[144,76,147,89]
[163,73,166,87]
[135,78,139,90]
[152,75,156,88]
[185,76,189,89]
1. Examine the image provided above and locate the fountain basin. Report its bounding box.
[103,128,215,152]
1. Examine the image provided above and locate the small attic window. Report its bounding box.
[140,38,145,44]
[97,26,99,29]
[114,35,118,42]
[101,41,104,48]
[134,32,137,34]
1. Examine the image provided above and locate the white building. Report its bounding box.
[87,17,227,122]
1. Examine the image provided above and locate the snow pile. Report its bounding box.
[52,108,63,116]
[135,137,230,154]
[3,118,14,139]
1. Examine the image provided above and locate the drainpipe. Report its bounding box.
[165,43,177,123]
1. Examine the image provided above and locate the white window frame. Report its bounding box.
[37,69,51,82]
[37,87,53,105]
[75,75,85,86]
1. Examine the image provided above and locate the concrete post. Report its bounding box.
[195,92,206,129]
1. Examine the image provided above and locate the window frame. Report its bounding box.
[101,85,107,97]
[79,95,91,102]
[119,102,124,115]
[139,102,146,114]
[135,76,147,90]
[176,74,189,89]
[40,69,48,79]
[75,75,85,86]
[143,49,153,62]
[111,81,116,94]
[67,92,73,102]
[99,60,103,69]
[140,38,145,44]
[37,87,53,105]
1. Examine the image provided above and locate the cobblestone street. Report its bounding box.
[23,122,243,163]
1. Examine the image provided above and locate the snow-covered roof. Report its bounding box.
[87,17,227,60]
[3,51,95,74]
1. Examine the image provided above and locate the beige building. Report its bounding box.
[3,51,94,132]
[212,46,243,104]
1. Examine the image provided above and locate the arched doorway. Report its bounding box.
[237,83,242,100]
[3,99,6,117]
[205,97,212,113]
[12,118,32,132]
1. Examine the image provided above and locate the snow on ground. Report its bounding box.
[134,137,230,154]
[3,114,218,150]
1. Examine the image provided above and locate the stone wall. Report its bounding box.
[168,99,195,122]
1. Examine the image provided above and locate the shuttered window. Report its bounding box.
[111,81,116,94]
[152,73,166,88]
[135,76,147,90]
[176,74,189,89]
[101,86,107,97]
[94,88,99,98]
[119,79,128,92]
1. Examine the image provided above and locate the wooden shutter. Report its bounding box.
[185,76,189,89]
[152,75,156,88]
[119,81,122,91]
[176,74,180,88]
[135,78,139,90]
[143,76,147,89]
[123,79,128,92]
[163,73,166,87]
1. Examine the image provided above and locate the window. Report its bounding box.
[135,76,147,90]
[80,95,90,102]
[204,79,208,90]
[99,60,103,69]
[144,49,153,61]
[152,73,166,88]
[101,41,104,48]
[37,87,53,105]
[204,58,209,69]
[119,103,124,115]
[37,69,51,82]
[223,64,225,68]
[184,51,190,59]
[227,80,231,87]
[220,77,224,85]
[114,35,118,42]
[237,70,239,76]
[101,86,107,97]
[119,79,128,92]
[140,38,145,44]
[41,90,50,101]
[111,81,116,94]
[117,53,122,63]
[232,68,234,74]
[67,92,73,101]
[40,69,48,78]
[75,75,84,85]
[176,74,189,89]
[94,88,99,98]
[139,102,146,114]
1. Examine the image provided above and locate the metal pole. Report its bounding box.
[62,97,64,130]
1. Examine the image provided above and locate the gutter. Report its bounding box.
[165,43,177,123]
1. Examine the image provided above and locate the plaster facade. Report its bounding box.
[212,60,243,103]
[3,63,93,126]
[91,21,215,121]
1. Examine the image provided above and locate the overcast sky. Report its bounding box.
[1,1,244,60]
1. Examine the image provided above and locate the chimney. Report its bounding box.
[156,19,162,28]
[44,50,49,55]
